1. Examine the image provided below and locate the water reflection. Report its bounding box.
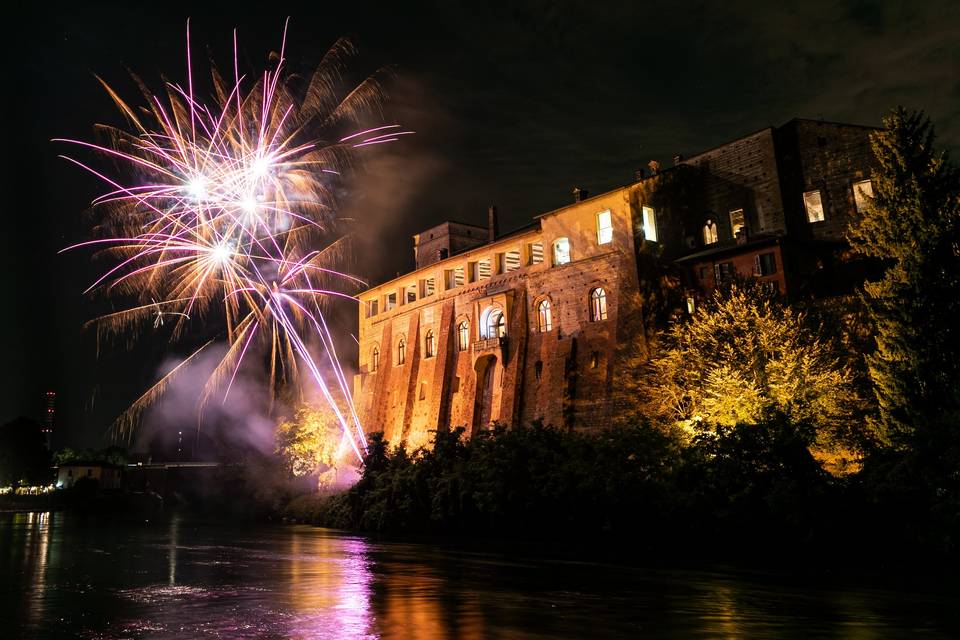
[167,515,178,586]
[287,530,374,638]
[1,513,957,639]
[15,512,53,630]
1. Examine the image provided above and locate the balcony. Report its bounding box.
[472,336,508,354]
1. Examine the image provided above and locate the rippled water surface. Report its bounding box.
[1,511,957,638]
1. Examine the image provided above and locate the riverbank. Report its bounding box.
[0,488,164,517]
[281,422,960,570]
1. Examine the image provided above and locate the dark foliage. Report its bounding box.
[284,415,960,562]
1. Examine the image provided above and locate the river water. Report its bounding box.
[1,511,956,639]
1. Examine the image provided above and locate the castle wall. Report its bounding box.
[681,127,787,240]
[356,188,642,446]
[774,120,876,244]
[354,117,881,450]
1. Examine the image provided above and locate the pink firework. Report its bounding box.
[58,19,411,461]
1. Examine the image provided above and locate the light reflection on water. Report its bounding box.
[0,511,957,639]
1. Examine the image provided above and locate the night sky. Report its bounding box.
[5,1,959,448]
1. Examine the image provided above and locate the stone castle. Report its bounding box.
[354,118,878,448]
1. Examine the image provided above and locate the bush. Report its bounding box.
[294,421,852,554]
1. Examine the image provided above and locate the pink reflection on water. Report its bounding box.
[286,529,376,639]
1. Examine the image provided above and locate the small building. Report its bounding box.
[56,462,122,489]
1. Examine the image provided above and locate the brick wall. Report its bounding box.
[774,120,876,243]
[681,127,787,241]
[355,117,879,449]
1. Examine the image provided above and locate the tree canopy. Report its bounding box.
[640,285,866,468]
[847,107,960,444]
[276,403,347,488]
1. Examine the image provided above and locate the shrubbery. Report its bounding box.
[286,415,959,559]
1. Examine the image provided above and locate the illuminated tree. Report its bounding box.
[276,404,346,488]
[847,107,960,445]
[641,285,864,467]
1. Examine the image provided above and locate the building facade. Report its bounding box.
[354,118,879,447]
[56,463,122,489]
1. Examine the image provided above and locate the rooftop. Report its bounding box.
[674,234,784,263]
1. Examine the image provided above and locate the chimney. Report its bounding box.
[488,205,499,242]
[572,186,589,203]
[647,160,660,175]
[673,154,684,166]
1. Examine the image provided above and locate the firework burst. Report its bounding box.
[58,20,408,461]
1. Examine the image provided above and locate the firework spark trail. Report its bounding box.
[59,21,409,462]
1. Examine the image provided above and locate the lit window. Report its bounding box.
[703,219,718,245]
[530,242,544,264]
[457,321,469,351]
[853,179,874,213]
[371,346,380,372]
[365,299,378,318]
[385,292,397,311]
[755,252,777,276]
[404,284,417,304]
[597,210,613,245]
[553,238,571,265]
[641,205,657,242]
[396,338,406,366]
[686,297,696,314]
[486,310,506,339]
[537,300,552,332]
[729,209,745,238]
[424,330,435,358]
[803,190,825,223]
[589,288,608,321]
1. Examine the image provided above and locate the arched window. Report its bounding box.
[552,237,571,266]
[424,330,435,358]
[480,306,506,339]
[457,321,470,351]
[486,310,506,339]
[396,337,406,365]
[703,219,718,245]
[589,288,608,322]
[537,300,552,332]
[371,346,380,372]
